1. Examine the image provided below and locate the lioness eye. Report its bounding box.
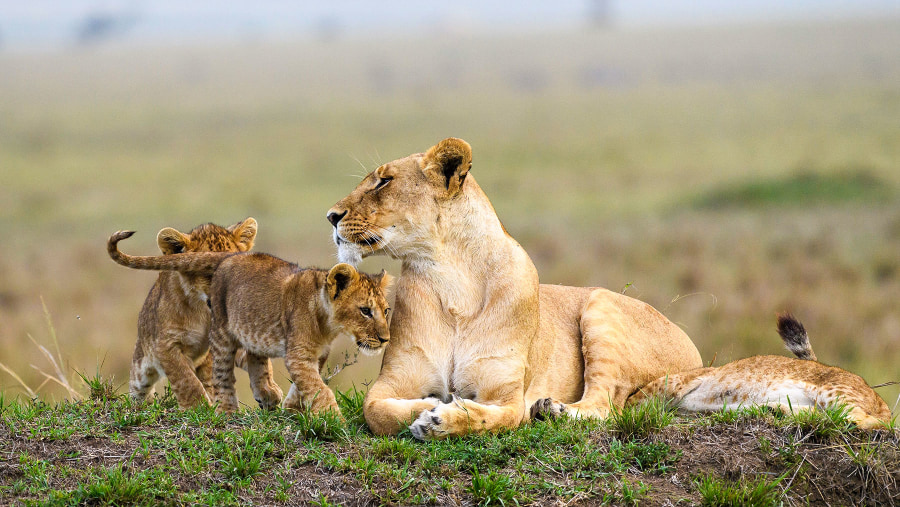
[359,307,373,318]
[374,177,392,190]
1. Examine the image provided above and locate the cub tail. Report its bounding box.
[776,312,817,361]
[107,230,234,276]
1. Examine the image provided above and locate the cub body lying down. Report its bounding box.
[629,314,892,430]
[107,231,391,414]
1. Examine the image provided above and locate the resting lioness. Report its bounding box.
[628,313,892,430]
[327,137,703,440]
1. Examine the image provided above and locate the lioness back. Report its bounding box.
[119,218,257,409]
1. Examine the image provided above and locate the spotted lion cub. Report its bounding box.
[629,314,892,430]
[106,218,257,408]
[105,234,391,415]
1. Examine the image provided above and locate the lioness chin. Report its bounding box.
[327,137,703,440]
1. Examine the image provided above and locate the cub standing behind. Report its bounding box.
[106,218,257,408]
[107,231,392,415]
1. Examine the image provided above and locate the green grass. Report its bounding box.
[2,390,896,505]
[694,472,786,507]
[691,170,896,210]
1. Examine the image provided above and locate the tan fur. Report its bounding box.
[109,236,392,415]
[326,138,703,440]
[106,218,257,408]
[206,255,392,415]
[628,315,892,430]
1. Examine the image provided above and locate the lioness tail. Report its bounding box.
[107,230,234,276]
[776,312,817,361]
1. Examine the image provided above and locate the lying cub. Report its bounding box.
[107,230,391,415]
[106,219,257,408]
[628,314,892,430]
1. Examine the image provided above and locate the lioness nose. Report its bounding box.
[327,210,347,227]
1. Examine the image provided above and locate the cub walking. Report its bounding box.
[106,219,257,408]
[108,230,391,415]
[629,314,892,430]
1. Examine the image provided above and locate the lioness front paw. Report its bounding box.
[529,398,567,421]
[409,408,447,441]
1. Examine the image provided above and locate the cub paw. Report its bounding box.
[529,398,567,421]
[254,384,284,410]
[409,408,446,441]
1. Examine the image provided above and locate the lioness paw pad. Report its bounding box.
[530,398,567,421]
[409,409,445,441]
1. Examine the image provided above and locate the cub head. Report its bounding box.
[325,263,392,354]
[326,138,472,265]
[156,217,257,255]
[156,217,258,296]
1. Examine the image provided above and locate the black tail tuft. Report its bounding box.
[776,312,817,361]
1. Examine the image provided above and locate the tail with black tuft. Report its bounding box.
[107,230,234,276]
[776,312,817,361]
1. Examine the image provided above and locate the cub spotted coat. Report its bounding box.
[628,314,892,430]
[106,218,257,408]
[106,235,391,415]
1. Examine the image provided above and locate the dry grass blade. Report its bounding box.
[26,333,83,400]
[0,361,38,398]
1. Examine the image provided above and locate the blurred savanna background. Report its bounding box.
[1,1,898,413]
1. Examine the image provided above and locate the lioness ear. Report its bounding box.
[157,228,190,255]
[326,263,359,300]
[376,269,394,292]
[422,137,472,196]
[228,217,258,251]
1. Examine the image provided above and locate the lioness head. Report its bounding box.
[326,138,472,264]
[325,263,393,354]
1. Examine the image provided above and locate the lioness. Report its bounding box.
[327,137,703,439]
[107,218,257,408]
[628,313,892,430]
[108,232,392,415]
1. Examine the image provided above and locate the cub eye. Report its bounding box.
[374,177,392,191]
[359,307,373,318]
[384,308,391,318]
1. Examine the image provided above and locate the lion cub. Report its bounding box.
[106,233,391,415]
[628,314,892,430]
[106,218,257,408]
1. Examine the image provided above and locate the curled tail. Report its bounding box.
[776,312,817,361]
[107,230,234,276]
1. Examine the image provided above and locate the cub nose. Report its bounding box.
[327,210,347,228]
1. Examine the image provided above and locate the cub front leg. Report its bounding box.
[283,351,338,415]
[408,396,525,441]
[156,336,211,409]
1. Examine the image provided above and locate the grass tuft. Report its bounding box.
[607,396,676,440]
[694,472,786,507]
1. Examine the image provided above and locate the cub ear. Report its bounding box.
[422,137,472,196]
[157,228,190,255]
[326,263,360,300]
[228,217,258,251]
[376,269,394,292]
